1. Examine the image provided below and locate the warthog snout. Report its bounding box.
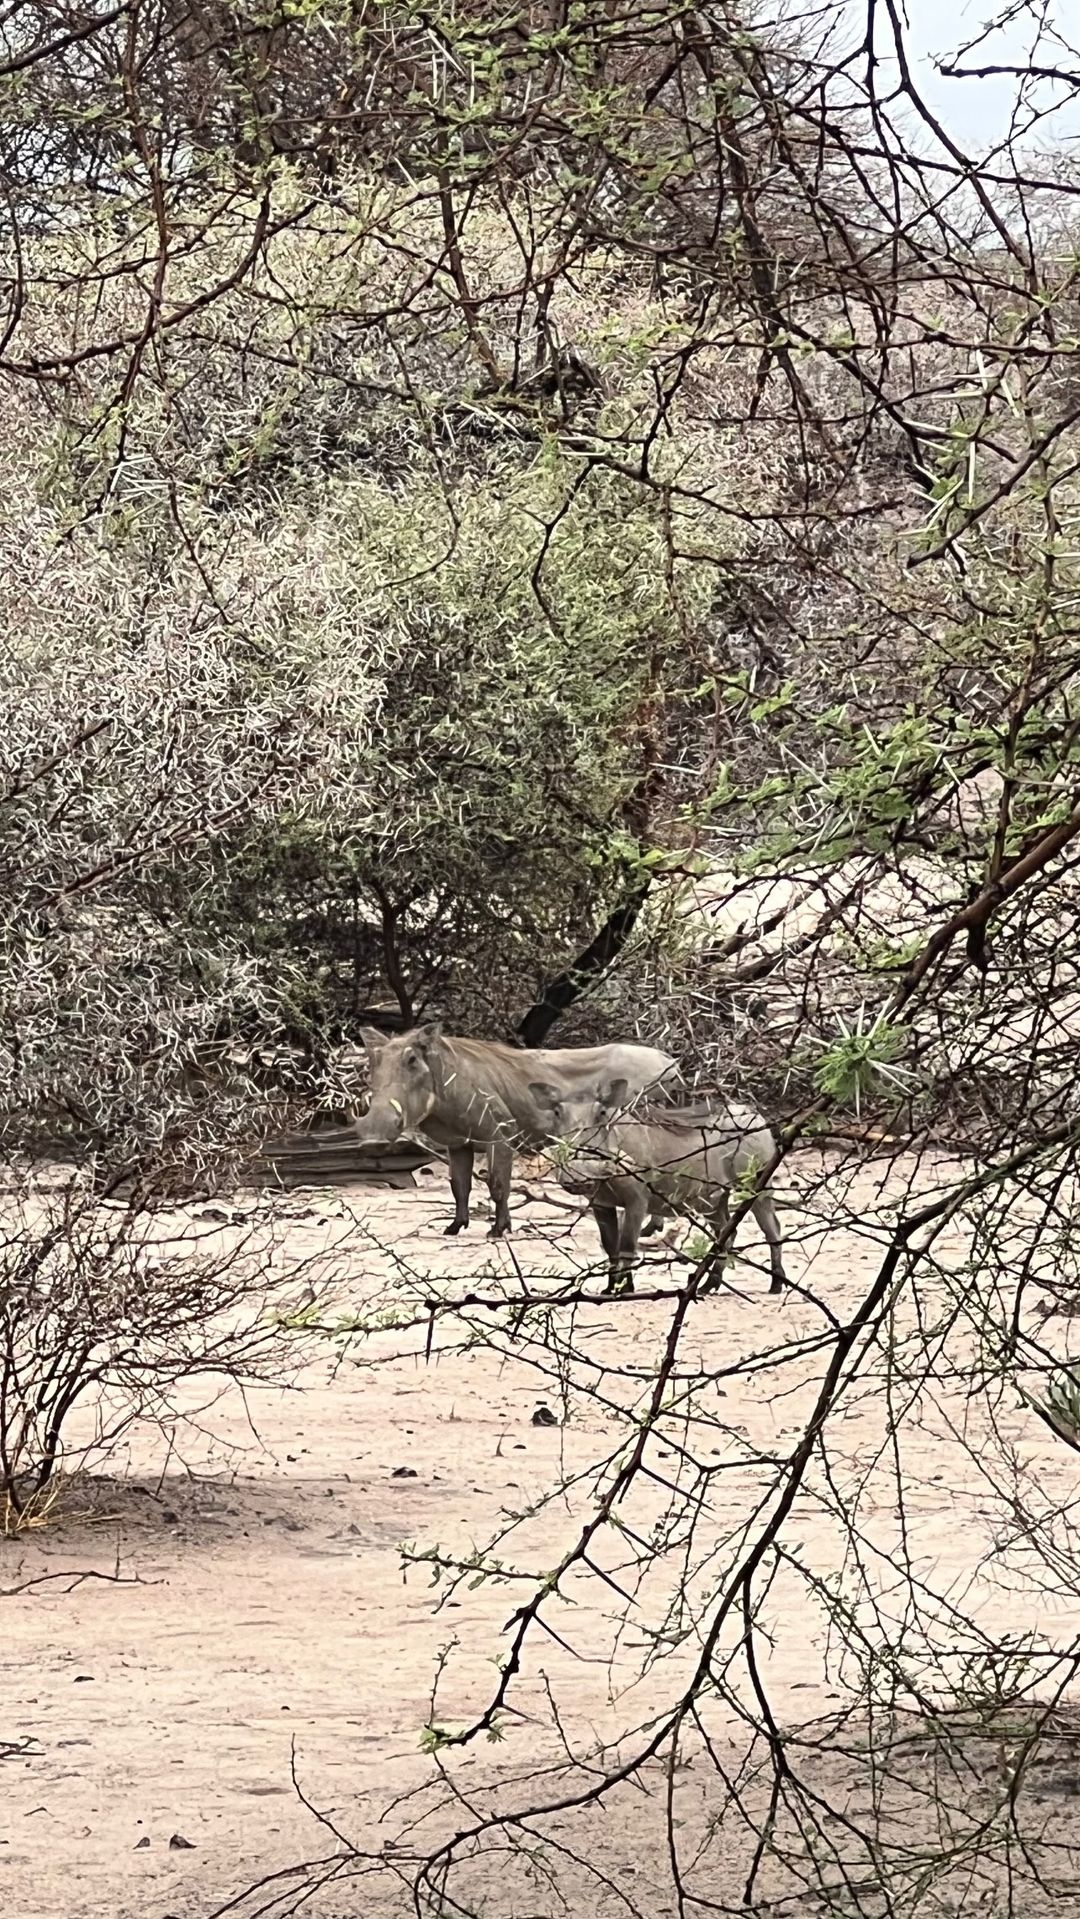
[353,1097,407,1152]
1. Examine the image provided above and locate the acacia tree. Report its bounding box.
[183,460,715,1038]
[4,0,1080,1913]
[187,6,1080,1918]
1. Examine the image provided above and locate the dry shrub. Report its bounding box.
[0,1175,316,1519]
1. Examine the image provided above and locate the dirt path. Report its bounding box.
[2,1169,1079,1919]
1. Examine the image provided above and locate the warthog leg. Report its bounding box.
[752,1193,786,1293]
[605,1185,651,1296]
[698,1189,786,1295]
[444,1144,475,1235]
[591,1200,621,1290]
[698,1191,732,1295]
[486,1141,514,1237]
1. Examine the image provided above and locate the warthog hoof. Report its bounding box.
[444,1219,467,1236]
[605,1274,635,1298]
[487,1222,511,1239]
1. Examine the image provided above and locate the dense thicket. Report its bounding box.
[7,8,1080,1917]
[1,0,1079,1168]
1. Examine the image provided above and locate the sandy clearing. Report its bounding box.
[2,1165,1079,1919]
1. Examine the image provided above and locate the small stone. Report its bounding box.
[531,1406,558,1427]
[168,1832,195,1850]
[391,1466,418,1479]
[134,1836,150,1849]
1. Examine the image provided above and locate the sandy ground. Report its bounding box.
[3,1158,1080,1919]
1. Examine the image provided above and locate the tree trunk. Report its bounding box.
[518,650,666,1048]
[367,876,414,1025]
[516,879,651,1048]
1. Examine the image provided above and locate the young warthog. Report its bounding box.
[353,1025,681,1238]
[532,1075,786,1295]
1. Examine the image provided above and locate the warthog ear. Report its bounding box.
[528,1079,563,1115]
[414,1021,443,1051]
[598,1075,630,1111]
[358,1025,388,1055]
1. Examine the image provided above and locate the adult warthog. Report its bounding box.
[532,1076,786,1296]
[353,1025,681,1238]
